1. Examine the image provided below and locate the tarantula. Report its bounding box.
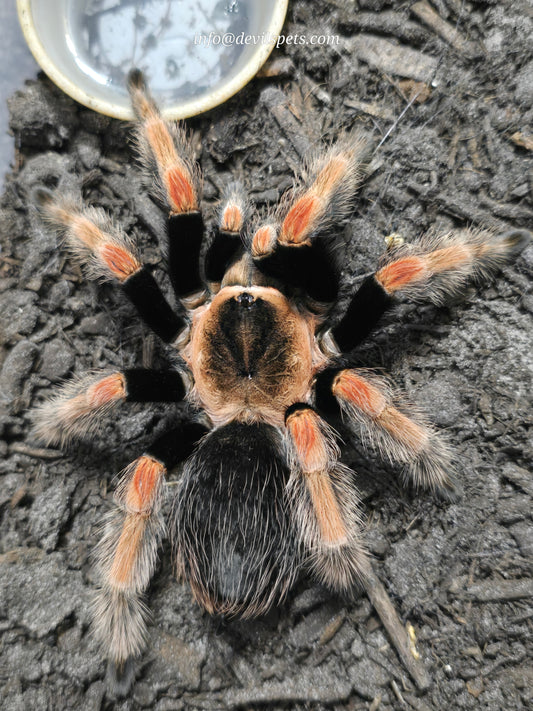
[31,70,529,694]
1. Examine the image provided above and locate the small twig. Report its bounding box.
[391,678,406,706]
[362,565,432,690]
[411,1,479,57]
[458,578,533,602]
[344,98,394,121]
[319,611,345,645]
[8,443,64,459]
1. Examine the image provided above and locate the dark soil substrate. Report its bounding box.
[1,2,532,709]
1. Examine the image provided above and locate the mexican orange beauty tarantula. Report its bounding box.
[31,70,530,694]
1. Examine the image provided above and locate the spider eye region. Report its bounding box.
[234,291,256,308]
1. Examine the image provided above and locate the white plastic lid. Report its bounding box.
[17,0,288,119]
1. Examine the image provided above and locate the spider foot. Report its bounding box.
[105,655,138,699]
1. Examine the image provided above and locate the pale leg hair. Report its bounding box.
[332,369,456,497]
[92,455,166,696]
[285,406,369,590]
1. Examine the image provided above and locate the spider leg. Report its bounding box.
[34,189,184,343]
[315,368,457,497]
[331,227,531,352]
[252,137,368,302]
[127,70,205,303]
[285,404,369,590]
[32,369,188,447]
[204,181,248,287]
[92,420,208,697]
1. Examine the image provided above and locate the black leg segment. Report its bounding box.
[122,267,185,343]
[167,212,205,298]
[124,369,187,403]
[255,239,339,303]
[146,421,209,470]
[204,228,243,283]
[331,275,393,352]
[314,367,343,417]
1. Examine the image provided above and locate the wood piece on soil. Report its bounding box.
[510,131,533,151]
[259,86,311,159]
[344,98,395,120]
[362,565,432,690]
[220,666,353,706]
[9,443,64,459]
[456,578,533,602]
[411,1,481,57]
[348,34,438,82]
[257,57,295,79]
[398,80,432,104]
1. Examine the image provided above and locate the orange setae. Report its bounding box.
[378,407,429,452]
[109,514,147,588]
[426,244,472,272]
[251,225,277,257]
[165,166,197,214]
[221,204,243,233]
[333,371,387,418]
[99,243,141,281]
[280,193,322,244]
[88,373,126,408]
[305,472,347,545]
[125,456,164,513]
[286,408,329,473]
[377,256,427,292]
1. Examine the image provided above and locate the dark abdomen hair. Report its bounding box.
[172,422,301,617]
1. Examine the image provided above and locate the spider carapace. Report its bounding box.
[32,70,530,694]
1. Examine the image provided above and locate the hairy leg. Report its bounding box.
[204,181,248,287]
[34,189,184,343]
[316,368,456,497]
[93,421,208,696]
[331,227,531,352]
[285,403,369,590]
[33,369,188,446]
[128,70,205,303]
[253,137,369,302]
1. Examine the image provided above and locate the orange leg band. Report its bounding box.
[165,166,197,214]
[286,408,330,473]
[251,225,277,257]
[99,243,141,281]
[108,456,165,588]
[280,193,322,244]
[287,407,347,545]
[333,371,387,418]
[376,256,427,293]
[220,204,243,233]
[88,373,126,408]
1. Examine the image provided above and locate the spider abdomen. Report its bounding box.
[172,421,301,617]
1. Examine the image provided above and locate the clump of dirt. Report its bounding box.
[1,1,532,709]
